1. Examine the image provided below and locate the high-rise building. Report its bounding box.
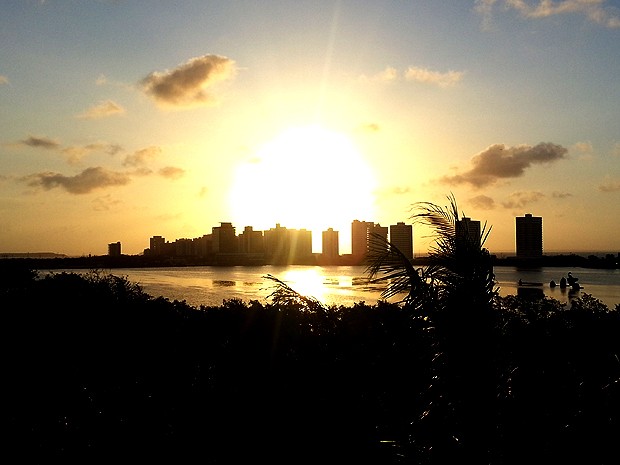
[322,228,339,259]
[212,222,237,253]
[389,222,413,259]
[351,220,388,261]
[108,241,121,256]
[149,235,166,256]
[264,224,312,264]
[239,226,264,254]
[455,217,481,251]
[516,213,543,258]
[351,220,373,258]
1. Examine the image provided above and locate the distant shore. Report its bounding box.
[1,251,618,270]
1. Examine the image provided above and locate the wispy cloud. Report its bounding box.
[140,54,236,108]
[477,0,620,29]
[469,194,496,210]
[360,66,464,87]
[356,123,381,133]
[122,146,161,167]
[440,142,568,188]
[159,166,185,179]
[61,143,123,165]
[20,135,61,150]
[598,175,620,192]
[501,190,546,208]
[76,100,125,119]
[23,167,132,194]
[404,66,465,87]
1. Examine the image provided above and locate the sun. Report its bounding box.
[229,125,377,252]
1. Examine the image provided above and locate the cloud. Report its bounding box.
[477,0,620,28]
[76,100,125,119]
[598,175,620,192]
[392,186,411,195]
[360,66,465,87]
[469,194,496,210]
[123,146,162,167]
[140,54,236,108]
[357,123,380,133]
[92,194,122,211]
[24,167,132,194]
[20,135,61,150]
[0,75,8,85]
[404,66,465,87]
[361,66,399,83]
[440,142,568,188]
[501,190,546,208]
[61,143,123,164]
[158,166,185,179]
[551,191,572,198]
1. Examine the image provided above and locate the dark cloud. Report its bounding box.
[21,135,61,150]
[501,191,545,209]
[24,167,131,194]
[159,166,185,179]
[440,142,568,188]
[140,54,236,108]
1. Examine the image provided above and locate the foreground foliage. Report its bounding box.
[2,264,620,464]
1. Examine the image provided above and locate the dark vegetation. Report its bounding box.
[3,196,620,464]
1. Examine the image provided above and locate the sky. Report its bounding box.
[1,0,619,257]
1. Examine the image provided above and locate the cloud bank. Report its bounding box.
[441,142,568,188]
[476,0,620,29]
[140,54,236,108]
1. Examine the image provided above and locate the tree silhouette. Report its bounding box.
[365,193,500,462]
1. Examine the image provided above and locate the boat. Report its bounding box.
[518,279,543,287]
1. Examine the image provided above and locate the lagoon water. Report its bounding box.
[49,265,620,310]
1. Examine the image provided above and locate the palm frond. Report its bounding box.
[365,233,436,310]
[263,273,325,311]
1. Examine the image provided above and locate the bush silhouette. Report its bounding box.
[2,253,620,464]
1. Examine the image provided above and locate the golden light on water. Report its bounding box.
[279,267,328,303]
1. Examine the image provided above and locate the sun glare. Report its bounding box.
[229,126,377,251]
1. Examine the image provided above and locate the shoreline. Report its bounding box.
[1,252,618,270]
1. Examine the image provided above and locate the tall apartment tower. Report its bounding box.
[239,226,264,254]
[351,220,388,261]
[351,220,373,258]
[212,222,237,253]
[322,228,339,259]
[149,235,166,256]
[108,241,121,256]
[455,217,481,251]
[516,213,543,258]
[389,222,413,259]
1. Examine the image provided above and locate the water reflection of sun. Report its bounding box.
[279,268,328,303]
[229,125,377,251]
